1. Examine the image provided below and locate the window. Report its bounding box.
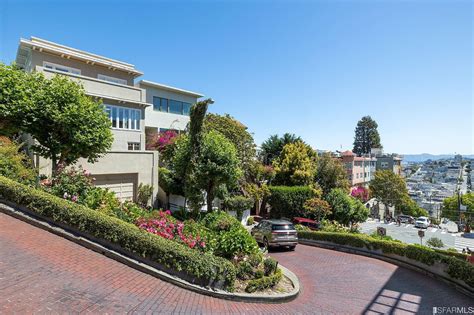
[152,96,192,116]
[43,62,81,75]
[169,99,182,114]
[98,74,127,85]
[128,142,141,151]
[104,105,141,131]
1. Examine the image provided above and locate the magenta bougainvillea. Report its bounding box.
[136,210,206,250]
[146,130,178,152]
[351,186,369,202]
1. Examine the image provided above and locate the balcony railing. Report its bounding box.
[37,66,146,104]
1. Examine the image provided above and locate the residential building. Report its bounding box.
[340,150,376,188]
[372,150,403,176]
[15,37,203,204]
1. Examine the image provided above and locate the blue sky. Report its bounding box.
[1,0,472,154]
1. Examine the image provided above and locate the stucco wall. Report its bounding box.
[31,50,135,85]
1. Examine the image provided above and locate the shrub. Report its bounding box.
[320,220,353,233]
[137,183,153,207]
[268,186,317,219]
[247,216,255,226]
[82,187,120,215]
[41,166,94,203]
[263,257,278,276]
[223,195,253,222]
[200,211,259,258]
[115,201,156,224]
[245,268,283,293]
[0,141,37,185]
[295,224,311,232]
[236,261,254,280]
[298,231,474,288]
[426,237,444,248]
[0,176,236,290]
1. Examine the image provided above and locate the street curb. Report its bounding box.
[0,202,299,303]
[299,239,473,299]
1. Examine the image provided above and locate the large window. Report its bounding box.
[152,96,192,116]
[43,62,81,75]
[105,105,141,131]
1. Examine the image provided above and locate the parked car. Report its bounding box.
[397,215,414,224]
[251,219,298,250]
[415,216,430,229]
[293,217,320,230]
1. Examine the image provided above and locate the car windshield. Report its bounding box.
[272,224,295,230]
[417,218,427,222]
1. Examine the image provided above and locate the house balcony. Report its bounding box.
[36,66,148,105]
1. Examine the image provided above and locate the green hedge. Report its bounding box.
[298,231,474,288]
[268,186,316,219]
[245,268,283,293]
[0,176,236,291]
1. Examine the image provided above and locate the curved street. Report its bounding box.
[0,212,471,314]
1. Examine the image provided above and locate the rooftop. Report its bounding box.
[138,80,204,98]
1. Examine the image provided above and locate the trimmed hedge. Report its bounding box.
[298,231,474,288]
[268,186,316,219]
[0,176,236,291]
[245,268,283,293]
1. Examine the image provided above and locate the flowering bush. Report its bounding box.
[136,211,206,250]
[42,165,94,203]
[351,186,369,202]
[146,130,178,152]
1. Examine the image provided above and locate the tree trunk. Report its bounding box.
[255,199,261,217]
[206,190,213,213]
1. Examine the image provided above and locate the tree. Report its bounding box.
[353,116,382,155]
[303,197,332,221]
[442,192,474,222]
[192,131,242,212]
[399,197,428,217]
[315,153,350,195]
[203,113,256,175]
[272,141,316,186]
[0,63,37,136]
[260,133,303,165]
[325,188,369,226]
[244,160,275,216]
[369,170,409,214]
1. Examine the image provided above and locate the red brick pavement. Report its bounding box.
[0,212,472,314]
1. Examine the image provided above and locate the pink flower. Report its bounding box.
[71,195,78,202]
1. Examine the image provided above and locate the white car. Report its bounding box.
[415,216,430,229]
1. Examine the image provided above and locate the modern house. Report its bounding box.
[374,153,403,176]
[15,37,203,204]
[340,150,376,188]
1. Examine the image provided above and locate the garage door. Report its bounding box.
[93,173,138,201]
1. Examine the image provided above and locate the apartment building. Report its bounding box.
[340,150,376,188]
[374,154,403,176]
[15,37,203,204]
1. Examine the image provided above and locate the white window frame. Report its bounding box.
[128,142,141,151]
[104,104,141,131]
[98,74,127,85]
[43,61,81,75]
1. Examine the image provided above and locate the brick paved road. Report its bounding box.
[0,212,472,314]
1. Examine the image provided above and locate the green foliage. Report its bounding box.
[82,187,120,216]
[236,261,254,280]
[353,116,382,155]
[268,186,317,219]
[399,197,429,217]
[137,183,153,207]
[200,211,259,258]
[325,188,369,226]
[113,201,158,224]
[259,133,303,165]
[298,231,474,288]
[426,237,444,248]
[369,231,400,242]
[192,131,243,212]
[320,219,356,233]
[263,257,278,276]
[223,195,254,221]
[369,170,410,212]
[0,140,37,185]
[315,153,350,195]
[245,268,282,293]
[0,64,37,136]
[303,197,332,221]
[272,141,316,186]
[203,113,256,175]
[0,176,236,290]
[43,166,93,202]
[28,74,113,173]
[295,224,311,232]
[247,216,255,226]
[443,192,474,221]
